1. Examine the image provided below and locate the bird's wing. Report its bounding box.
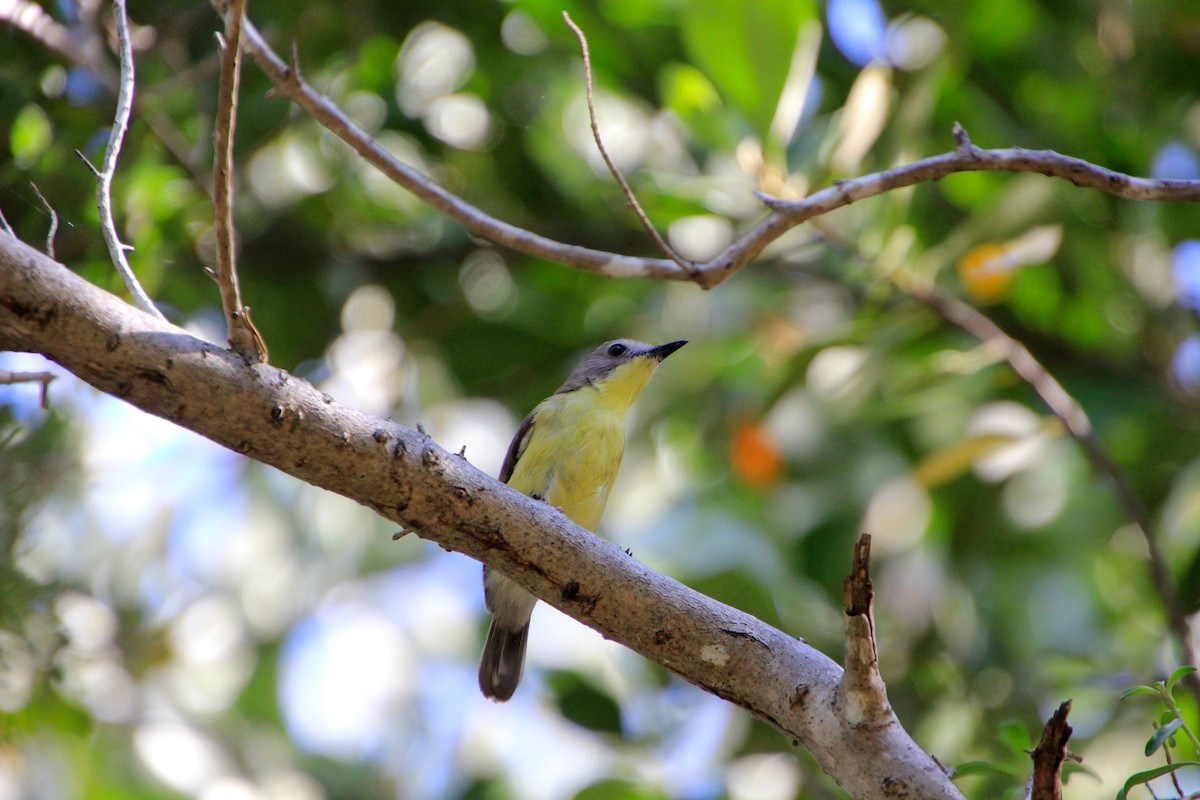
[499,410,537,484]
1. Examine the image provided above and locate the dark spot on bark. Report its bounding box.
[654,629,673,645]
[165,358,174,369]
[1,295,55,327]
[236,441,252,454]
[790,684,810,710]
[295,458,306,468]
[882,776,909,797]
[171,405,186,421]
[271,405,286,422]
[106,333,121,351]
[136,368,166,384]
[562,581,580,601]
[321,392,333,404]
[373,428,390,443]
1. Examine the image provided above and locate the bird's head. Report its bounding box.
[555,339,687,405]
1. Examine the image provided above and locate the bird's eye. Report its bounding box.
[606,343,627,358]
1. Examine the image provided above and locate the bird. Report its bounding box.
[478,338,687,701]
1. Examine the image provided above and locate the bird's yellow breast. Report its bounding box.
[506,358,657,532]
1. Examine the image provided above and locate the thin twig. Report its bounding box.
[561,12,692,272]
[211,0,267,361]
[91,0,165,320]
[27,183,57,258]
[226,12,1200,289]
[909,284,1198,687]
[0,369,56,408]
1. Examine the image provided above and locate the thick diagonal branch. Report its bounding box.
[0,229,964,800]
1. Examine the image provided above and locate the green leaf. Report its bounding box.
[1117,762,1200,800]
[1120,685,1160,701]
[678,0,815,139]
[1168,666,1197,692]
[10,103,53,168]
[572,779,664,800]
[1061,760,1101,783]
[996,720,1033,754]
[950,760,1018,779]
[545,670,623,735]
[1146,718,1184,756]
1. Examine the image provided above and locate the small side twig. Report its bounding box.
[211,0,267,362]
[561,12,693,273]
[838,533,892,727]
[0,369,56,408]
[27,183,57,258]
[1025,700,1075,800]
[89,0,165,320]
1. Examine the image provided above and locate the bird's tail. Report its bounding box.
[479,618,530,701]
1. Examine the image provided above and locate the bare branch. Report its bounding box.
[27,183,57,258]
[89,0,165,321]
[561,12,693,273]
[211,0,267,362]
[1026,700,1074,800]
[229,9,1200,290]
[0,369,56,408]
[233,12,692,283]
[909,283,1199,686]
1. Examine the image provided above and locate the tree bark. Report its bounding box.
[0,230,963,800]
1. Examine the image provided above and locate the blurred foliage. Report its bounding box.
[3,0,1200,798]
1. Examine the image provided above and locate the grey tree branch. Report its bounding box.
[229,9,1200,291]
[0,229,964,800]
[88,0,165,321]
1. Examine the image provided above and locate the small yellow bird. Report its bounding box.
[479,338,687,701]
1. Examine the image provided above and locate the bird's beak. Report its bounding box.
[645,340,687,361]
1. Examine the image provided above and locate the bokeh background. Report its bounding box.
[4,0,1200,797]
